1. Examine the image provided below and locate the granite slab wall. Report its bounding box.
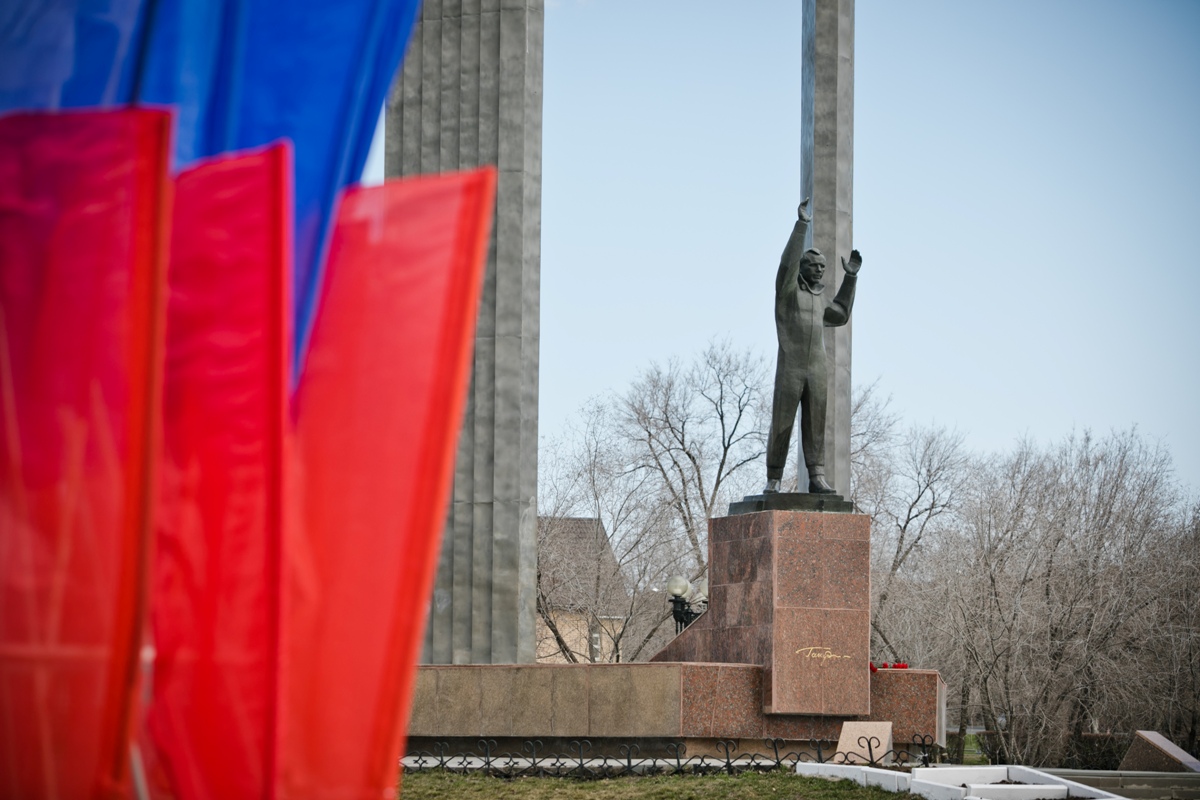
[870,669,946,746]
[386,0,543,664]
[651,510,871,716]
[407,663,945,752]
[1118,730,1200,772]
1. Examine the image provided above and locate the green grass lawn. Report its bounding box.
[400,771,926,800]
[961,735,989,766]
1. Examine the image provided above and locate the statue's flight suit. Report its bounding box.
[765,210,857,493]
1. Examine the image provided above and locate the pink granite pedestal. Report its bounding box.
[651,510,871,716]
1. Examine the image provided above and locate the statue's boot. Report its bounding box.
[808,471,837,495]
[763,478,782,494]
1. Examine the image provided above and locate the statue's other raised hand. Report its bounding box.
[842,249,862,276]
[797,197,811,223]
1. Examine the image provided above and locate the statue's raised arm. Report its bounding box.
[775,198,812,299]
[823,249,861,327]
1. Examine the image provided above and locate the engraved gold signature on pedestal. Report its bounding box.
[795,646,852,662]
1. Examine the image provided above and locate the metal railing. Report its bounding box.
[402,734,945,778]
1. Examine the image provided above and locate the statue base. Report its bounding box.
[729,492,855,515]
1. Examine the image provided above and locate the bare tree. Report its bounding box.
[849,380,900,509]
[618,340,769,578]
[1146,499,1200,756]
[537,341,771,662]
[536,403,692,663]
[848,390,1200,765]
[848,383,968,662]
[930,431,1192,765]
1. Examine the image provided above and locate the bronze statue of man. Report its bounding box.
[764,198,861,495]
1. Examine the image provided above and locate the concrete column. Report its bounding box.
[801,0,854,497]
[385,0,542,664]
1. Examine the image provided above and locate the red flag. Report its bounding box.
[148,145,291,799]
[0,110,171,799]
[283,168,495,798]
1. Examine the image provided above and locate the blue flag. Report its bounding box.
[0,0,420,375]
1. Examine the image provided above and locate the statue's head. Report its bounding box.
[799,248,826,285]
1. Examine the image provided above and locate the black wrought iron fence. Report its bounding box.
[402,734,945,778]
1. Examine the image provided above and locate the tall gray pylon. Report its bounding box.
[801,0,855,497]
[386,0,543,664]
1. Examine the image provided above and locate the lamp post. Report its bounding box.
[666,575,705,634]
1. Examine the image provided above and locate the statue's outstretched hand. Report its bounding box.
[798,197,811,223]
[842,249,862,276]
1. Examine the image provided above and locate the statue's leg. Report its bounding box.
[766,352,802,482]
[799,362,827,477]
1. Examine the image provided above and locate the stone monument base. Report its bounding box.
[729,492,855,515]
[405,508,947,753]
[406,662,944,757]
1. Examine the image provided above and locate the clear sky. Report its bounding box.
[369,1,1200,493]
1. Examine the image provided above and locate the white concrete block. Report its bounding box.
[911,778,969,800]
[862,766,911,792]
[1006,767,1122,799]
[967,784,1067,800]
[817,763,868,784]
[912,767,1009,786]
